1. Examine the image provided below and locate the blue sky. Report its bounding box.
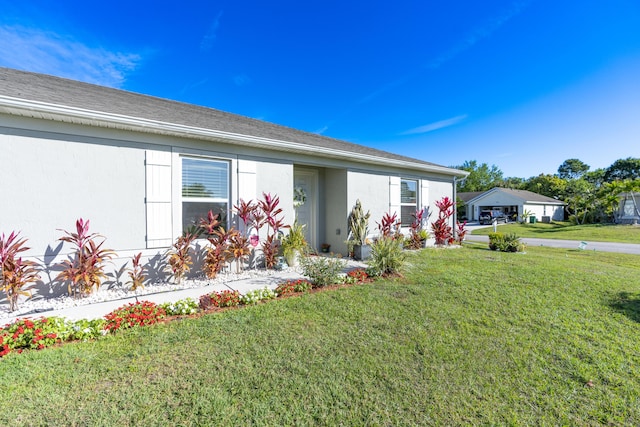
[1,1,638,178]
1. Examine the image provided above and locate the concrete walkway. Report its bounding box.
[1,268,305,325]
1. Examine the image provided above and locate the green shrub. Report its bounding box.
[368,236,406,276]
[300,255,347,287]
[489,232,524,252]
[1,316,106,358]
[160,298,199,316]
[488,232,504,251]
[240,287,277,305]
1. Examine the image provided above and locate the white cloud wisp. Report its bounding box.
[401,114,468,135]
[0,25,141,88]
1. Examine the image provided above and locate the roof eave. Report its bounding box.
[0,95,468,178]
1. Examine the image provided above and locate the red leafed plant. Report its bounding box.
[166,232,197,284]
[406,208,430,250]
[431,197,455,245]
[127,252,146,291]
[200,212,233,279]
[228,230,251,273]
[456,221,468,245]
[377,212,402,240]
[0,232,40,312]
[258,193,288,269]
[57,219,115,298]
[261,234,280,269]
[234,198,264,236]
[232,193,289,270]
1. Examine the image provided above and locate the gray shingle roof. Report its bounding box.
[463,187,565,204]
[456,191,484,203]
[0,67,465,176]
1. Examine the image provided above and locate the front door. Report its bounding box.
[293,169,318,249]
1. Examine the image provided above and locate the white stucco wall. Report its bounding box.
[525,204,564,221]
[0,130,146,257]
[426,179,454,221]
[347,170,391,239]
[255,160,295,226]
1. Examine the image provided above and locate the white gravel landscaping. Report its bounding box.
[1,258,367,324]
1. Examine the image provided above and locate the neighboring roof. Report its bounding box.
[465,187,565,205]
[0,67,467,177]
[457,191,484,203]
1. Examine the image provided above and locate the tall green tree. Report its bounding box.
[522,174,567,199]
[604,157,640,181]
[454,160,504,192]
[564,179,596,224]
[500,176,525,189]
[557,158,590,180]
[583,168,606,188]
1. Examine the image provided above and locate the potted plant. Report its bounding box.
[320,243,331,253]
[281,221,307,267]
[348,199,371,260]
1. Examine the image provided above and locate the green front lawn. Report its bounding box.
[472,221,640,243]
[1,247,640,425]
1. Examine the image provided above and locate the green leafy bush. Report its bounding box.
[489,232,524,252]
[103,301,166,333]
[300,255,347,287]
[66,318,107,341]
[488,232,504,251]
[368,236,406,276]
[0,316,106,357]
[160,298,199,316]
[241,287,277,305]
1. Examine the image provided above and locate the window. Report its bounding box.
[182,157,229,233]
[400,179,418,226]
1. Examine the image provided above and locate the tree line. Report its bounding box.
[453,157,640,224]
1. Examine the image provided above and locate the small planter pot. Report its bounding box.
[284,250,300,267]
[353,244,372,261]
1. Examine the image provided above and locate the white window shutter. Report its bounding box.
[421,179,430,209]
[238,159,257,201]
[389,176,401,216]
[146,150,173,248]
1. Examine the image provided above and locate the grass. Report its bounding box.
[2,246,640,425]
[472,221,640,243]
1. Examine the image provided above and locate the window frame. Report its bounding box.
[180,156,231,234]
[400,178,419,228]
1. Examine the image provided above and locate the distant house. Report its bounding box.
[0,67,467,290]
[459,188,565,222]
[617,192,639,224]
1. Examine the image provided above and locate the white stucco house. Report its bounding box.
[460,188,565,222]
[0,67,467,292]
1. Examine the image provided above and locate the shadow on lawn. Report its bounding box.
[608,292,640,323]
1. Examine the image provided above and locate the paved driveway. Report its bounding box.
[463,222,640,255]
